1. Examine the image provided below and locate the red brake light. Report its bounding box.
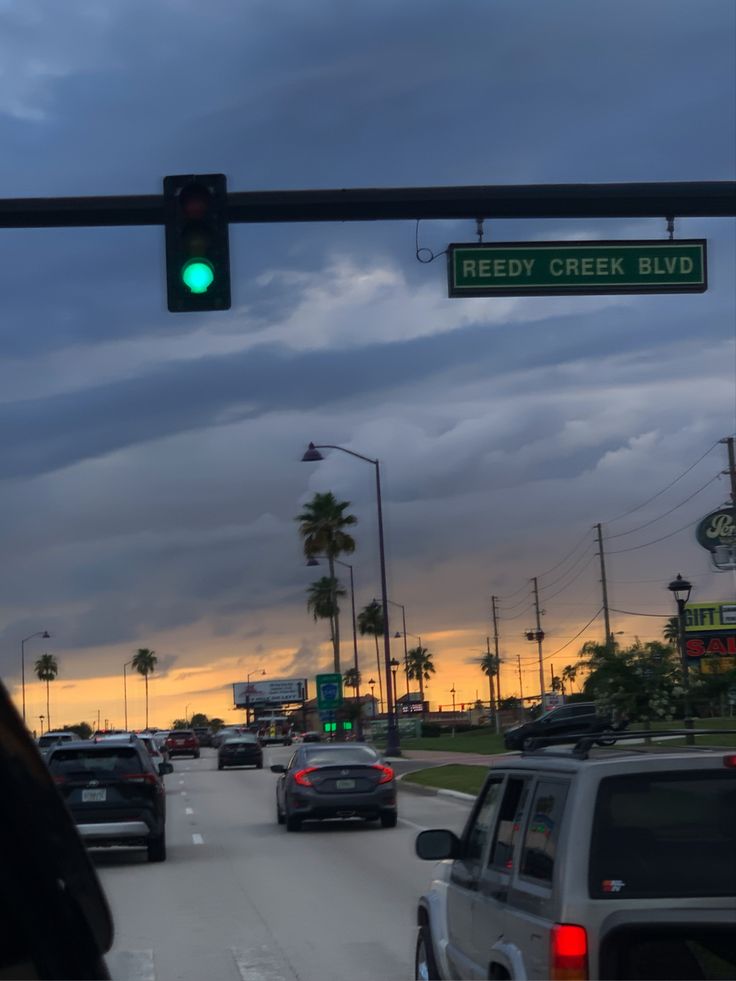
[723,754,736,768]
[373,764,394,784]
[122,773,158,786]
[293,767,317,787]
[550,924,588,981]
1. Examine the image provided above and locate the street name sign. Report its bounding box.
[447,239,707,297]
[316,673,343,711]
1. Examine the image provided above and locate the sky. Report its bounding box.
[0,0,734,731]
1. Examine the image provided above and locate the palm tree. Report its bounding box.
[407,645,436,719]
[34,653,58,731]
[561,663,578,693]
[343,666,361,691]
[479,652,499,715]
[132,648,158,729]
[663,616,680,647]
[358,600,385,713]
[306,576,346,646]
[296,491,357,673]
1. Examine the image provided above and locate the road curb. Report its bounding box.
[397,772,476,803]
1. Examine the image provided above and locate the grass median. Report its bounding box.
[392,730,507,754]
[402,764,487,796]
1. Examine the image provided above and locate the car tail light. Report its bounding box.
[52,775,66,785]
[293,767,318,787]
[723,754,736,768]
[550,924,588,981]
[122,773,159,786]
[372,764,394,784]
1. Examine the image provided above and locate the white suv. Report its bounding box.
[414,731,736,980]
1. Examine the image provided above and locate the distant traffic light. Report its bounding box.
[323,721,336,733]
[163,174,231,312]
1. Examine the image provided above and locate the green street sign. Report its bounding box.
[316,673,343,711]
[447,239,707,297]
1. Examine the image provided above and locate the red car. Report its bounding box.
[165,729,200,759]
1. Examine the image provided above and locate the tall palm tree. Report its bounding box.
[407,645,435,719]
[34,653,58,731]
[663,616,680,647]
[480,652,499,715]
[561,663,578,693]
[358,600,384,713]
[296,491,357,673]
[306,576,346,646]
[132,648,158,729]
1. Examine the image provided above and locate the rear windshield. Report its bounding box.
[224,736,259,745]
[48,747,144,776]
[590,770,736,899]
[169,730,194,737]
[38,734,69,747]
[303,746,379,766]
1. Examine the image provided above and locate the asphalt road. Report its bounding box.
[97,745,474,981]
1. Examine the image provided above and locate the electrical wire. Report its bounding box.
[537,528,594,580]
[498,590,533,612]
[539,545,596,591]
[610,607,672,618]
[605,471,723,539]
[518,608,603,663]
[606,516,698,554]
[605,438,723,523]
[541,554,598,602]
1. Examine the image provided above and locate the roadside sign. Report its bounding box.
[316,673,343,711]
[701,658,736,675]
[685,602,736,633]
[447,239,707,297]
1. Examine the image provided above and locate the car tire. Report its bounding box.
[597,727,617,746]
[415,924,440,981]
[194,751,200,759]
[286,812,301,832]
[276,802,285,825]
[256,761,263,769]
[217,762,224,770]
[147,832,166,863]
[380,811,398,828]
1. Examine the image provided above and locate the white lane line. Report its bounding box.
[192,833,204,845]
[180,790,187,796]
[185,806,194,815]
[232,946,294,981]
[105,949,155,981]
[399,817,429,832]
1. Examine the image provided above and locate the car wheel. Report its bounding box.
[415,924,439,981]
[217,762,224,770]
[194,751,200,759]
[256,761,263,769]
[380,810,398,828]
[147,832,166,863]
[286,812,302,832]
[597,727,617,746]
[276,801,285,825]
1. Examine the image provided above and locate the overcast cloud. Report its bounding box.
[0,0,734,722]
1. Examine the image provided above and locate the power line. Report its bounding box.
[541,554,597,602]
[610,607,672,618]
[537,528,593,581]
[605,439,723,523]
[605,471,723,539]
[606,516,697,554]
[518,608,603,663]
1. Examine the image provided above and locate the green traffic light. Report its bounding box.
[181,259,215,294]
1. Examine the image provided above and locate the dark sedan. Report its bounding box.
[217,734,263,770]
[271,743,397,831]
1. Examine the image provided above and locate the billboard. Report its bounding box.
[232,679,307,708]
[685,602,736,633]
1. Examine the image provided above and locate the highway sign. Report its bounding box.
[447,239,707,297]
[316,673,343,711]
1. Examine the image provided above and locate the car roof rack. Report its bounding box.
[523,728,736,760]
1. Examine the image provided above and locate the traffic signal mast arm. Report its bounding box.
[0,180,734,228]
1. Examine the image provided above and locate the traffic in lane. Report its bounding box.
[99,745,472,981]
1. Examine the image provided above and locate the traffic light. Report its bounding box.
[163,174,231,312]
[323,722,336,733]
[342,721,353,731]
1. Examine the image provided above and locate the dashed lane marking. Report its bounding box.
[185,807,194,815]
[232,946,295,981]
[105,949,155,981]
[398,817,428,832]
[192,833,204,845]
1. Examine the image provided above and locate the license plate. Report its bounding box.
[336,779,355,790]
[82,788,106,802]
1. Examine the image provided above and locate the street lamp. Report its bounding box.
[668,573,694,744]
[388,600,411,702]
[123,659,134,731]
[302,442,400,756]
[246,669,266,726]
[368,678,376,717]
[525,628,546,707]
[185,704,191,727]
[20,630,51,724]
[390,658,400,718]
[308,555,364,740]
[450,685,457,714]
[38,714,44,736]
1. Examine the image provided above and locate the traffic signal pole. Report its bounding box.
[0,181,734,228]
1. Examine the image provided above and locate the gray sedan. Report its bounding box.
[271,743,397,831]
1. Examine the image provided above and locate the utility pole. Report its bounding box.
[491,595,503,704]
[595,523,612,649]
[723,436,736,504]
[531,577,545,704]
[517,654,524,720]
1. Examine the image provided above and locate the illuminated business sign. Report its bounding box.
[685,602,736,633]
[232,679,307,707]
[686,634,736,658]
[447,240,707,297]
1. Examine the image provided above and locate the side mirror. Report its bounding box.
[159,762,174,776]
[270,764,286,774]
[416,829,461,861]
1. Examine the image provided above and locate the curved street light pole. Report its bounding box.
[21,630,51,724]
[302,443,400,756]
[388,600,410,701]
